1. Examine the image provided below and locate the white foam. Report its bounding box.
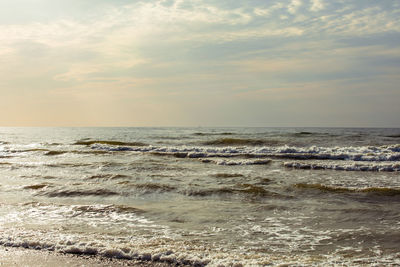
[90,144,400,163]
[1,221,399,267]
[284,162,400,172]
[203,159,271,166]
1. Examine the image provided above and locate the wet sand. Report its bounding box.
[0,246,174,267]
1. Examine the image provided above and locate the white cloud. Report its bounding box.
[316,7,400,36]
[254,7,270,16]
[310,0,325,12]
[254,2,284,17]
[1,0,398,55]
[1,0,398,87]
[1,0,400,126]
[288,0,302,14]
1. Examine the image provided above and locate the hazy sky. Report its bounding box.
[1,0,399,127]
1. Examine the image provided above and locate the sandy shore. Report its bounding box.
[0,246,174,267]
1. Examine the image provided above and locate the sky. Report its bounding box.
[0,0,399,127]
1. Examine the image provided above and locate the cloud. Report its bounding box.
[316,7,400,36]
[310,0,325,12]
[288,0,302,14]
[1,0,400,126]
[2,1,399,55]
[254,7,271,17]
[254,2,284,17]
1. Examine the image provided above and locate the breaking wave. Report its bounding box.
[88,143,400,163]
[0,237,210,266]
[201,159,271,165]
[284,162,400,172]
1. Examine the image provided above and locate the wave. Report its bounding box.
[386,134,400,138]
[284,162,400,172]
[186,184,280,198]
[1,161,126,170]
[39,189,120,198]
[8,149,110,156]
[235,183,278,197]
[194,132,234,136]
[201,159,271,165]
[23,148,49,152]
[45,150,110,156]
[0,239,210,266]
[273,153,400,161]
[211,173,245,178]
[38,183,175,197]
[46,163,93,168]
[0,199,210,266]
[290,131,338,137]
[70,204,144,214]
[23,184,51,190]
[91,146,140,152]
[19,175,58,180]
[90,144,400,162]
[74,140,147,146]
[201,138,279,146]
[150,151,240,159]
[45,151,66,156]
[130,183,177,193]
[20,202,145,216]
[293,183,400,196]
[85,174,131,180]
[292,131,314,136]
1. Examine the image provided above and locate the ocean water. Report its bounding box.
[0,127,399,266]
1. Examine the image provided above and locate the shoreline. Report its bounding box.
[0,246,175,267]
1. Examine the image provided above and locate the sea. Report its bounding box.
[0,127,399,266]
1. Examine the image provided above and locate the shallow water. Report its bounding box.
[0,127,399,266]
